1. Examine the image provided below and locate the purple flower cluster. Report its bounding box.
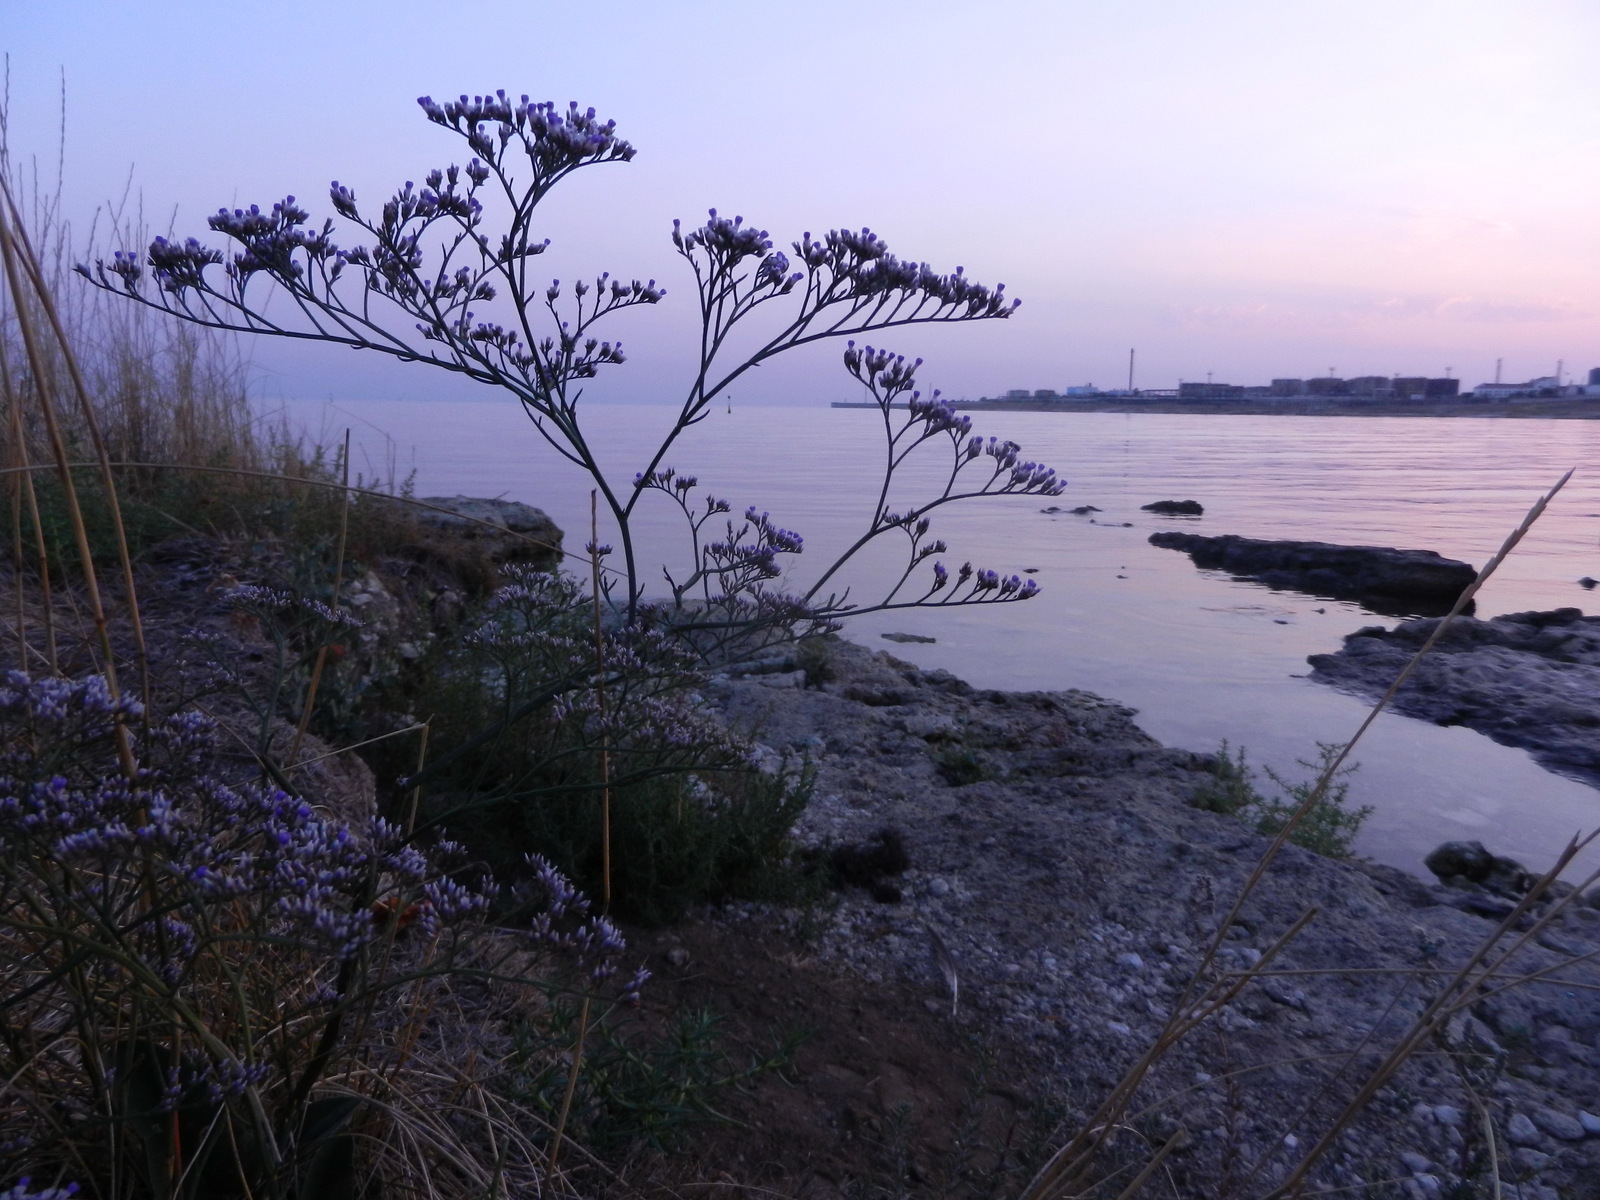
[0,1181,80,1200]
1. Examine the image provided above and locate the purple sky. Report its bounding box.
[9,0,1600,403]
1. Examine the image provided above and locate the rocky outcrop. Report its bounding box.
[416,496,563,567]
[1309,608,1600,786]
[1141,499,1204,515]
[1149,531,1477,616]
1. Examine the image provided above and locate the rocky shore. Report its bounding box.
[28,517,1600,1197]
[689,637,1600,1198]
[1308,608,1600,788]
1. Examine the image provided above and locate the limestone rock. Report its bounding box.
[1149,531,1475,615]
[416,495,563,567]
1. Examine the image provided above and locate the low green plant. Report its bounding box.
[1192,740,1372,858]
[391,566,812,922]
[507,1002,802,1154]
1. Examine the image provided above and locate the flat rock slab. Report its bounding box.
[416,495,563,566]
[1308,608,1600,786]
[1149,531,1477,616]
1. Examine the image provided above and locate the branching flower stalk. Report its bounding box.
[81,91,1064,638]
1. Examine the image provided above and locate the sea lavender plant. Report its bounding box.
[0,669,643,1198]
[81,91,1064,640]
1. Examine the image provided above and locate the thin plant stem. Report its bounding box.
[547,992,592,1176]
[591,489,611,913]
[0,323,56,671]
[290,427,351,767]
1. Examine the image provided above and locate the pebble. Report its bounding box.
[1507,1112,1541,1146]
[1117,952,1145,970]
[1106,1020,1131,1035]
[1532,1107,1587,1141]
[1433,1105,1463,1127]
[1579,1110,1600,1135]
[1513,1146,1551,1172]
[1398,1151,1431,1173]
[929,877,951,897]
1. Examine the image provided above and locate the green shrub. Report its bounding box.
[1192,740,1372,858]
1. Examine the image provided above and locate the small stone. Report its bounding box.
[1106,1020,1131,1036]
[1117,952,1144,970]
[928,877,951,898]
[664,946,690,969]
[1411,1102,1434,1124]
[1399,1151,1431,1173]
[1410,1176,1442,1199]
[1513,1147,1551,1172]
[1578,1110,1600,1135]
[1507,1112,1541,1146]
[1532,1108,1587,1141]
[1194,1071,1212,1084]
[1433,1105,1463,1127]
[1283,1134,1298,1149]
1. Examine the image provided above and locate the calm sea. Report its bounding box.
[278,399,1600,880]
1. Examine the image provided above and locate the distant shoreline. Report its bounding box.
[945,397,1600,419]
[830,397,1600,418]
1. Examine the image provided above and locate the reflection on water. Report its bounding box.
[279,399,1600,880]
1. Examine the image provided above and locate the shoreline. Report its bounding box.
[937,398,1600,419]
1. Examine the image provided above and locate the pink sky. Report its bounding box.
[9,0,1600,402]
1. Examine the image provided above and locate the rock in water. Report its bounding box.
[1425,841,1493,883]
[1309,608,1600,787]
[1141,499,1204,515]
[1148,532,1476,616]
[417,496,563,567]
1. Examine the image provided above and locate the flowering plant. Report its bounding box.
[82,91,1065,637]
[0,670,642,1197]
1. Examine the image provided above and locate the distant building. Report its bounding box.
[1178,381,1245,400]
[1589,367,1600,387]
[1346,376,1390,398]
[1064,385,1100,397]
[1003,389,1032,400]
[1269,378,1305,397]
[1472,376,1558,401]
[1304,377,1350,397]
[1425,378,1460,398]
[1033,389,1060,400]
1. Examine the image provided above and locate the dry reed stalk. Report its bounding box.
[290,427,352,768]
[1,322,57,671]
[550,490,615,1178]
[0,195,135,776]
[1,175,150,705]
[1022,469,1577,1200]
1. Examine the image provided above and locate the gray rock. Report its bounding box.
[1578,1110,1600,1135]
[1425,841,1493,883]
[1399,1151,1432,1172]
[1507,1112,1541,1145]
[1308,608,1600,787]
[1532,1108,1587,1141]
[1117,952,1144,970]
[1141,499,1204,516]
[1149,531,1475,615]
[1432,1105,1463,1127]
[881,631,937,644]
[417,495,563,566]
